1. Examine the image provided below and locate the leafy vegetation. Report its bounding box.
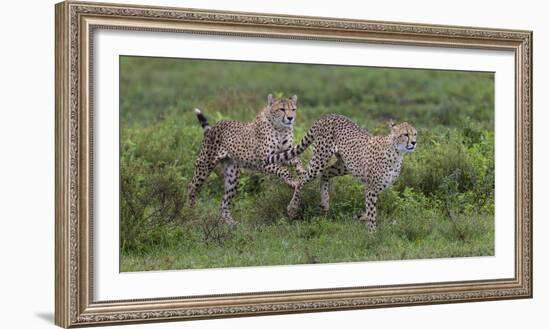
[119,56,495,271]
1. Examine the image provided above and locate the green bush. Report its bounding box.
[397,126,494,204]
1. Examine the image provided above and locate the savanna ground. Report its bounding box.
[120,56,495,272]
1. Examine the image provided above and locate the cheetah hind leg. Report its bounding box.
[319,157,348,212]
[187,157,217,208]
[220,159,240,227]
[287,149,333,218]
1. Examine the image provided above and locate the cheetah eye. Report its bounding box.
[291,108,296,112]
[404,133,409,137]
[279,108,285,112]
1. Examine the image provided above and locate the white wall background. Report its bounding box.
[0,0,547,328]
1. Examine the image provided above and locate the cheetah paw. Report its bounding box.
[221,216,238,227]
[287,205,299,219]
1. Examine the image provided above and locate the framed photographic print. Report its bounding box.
[55,1,532,327]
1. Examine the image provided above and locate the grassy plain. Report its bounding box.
[119,56,494,271]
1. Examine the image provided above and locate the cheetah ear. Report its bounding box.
[388,120,396,129]
[290,94,298,105]
[267,94,274,106]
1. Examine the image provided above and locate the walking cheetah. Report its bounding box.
[188,94,304,225]
[266,114,417,232]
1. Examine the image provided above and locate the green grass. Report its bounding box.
[121,213,493,271]
[119,56,495,272]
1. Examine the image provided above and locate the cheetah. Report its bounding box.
[188,94,304,225]
[266,114,417,232]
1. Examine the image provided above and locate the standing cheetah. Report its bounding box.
[266,114,417,232]
[188,94,303,225]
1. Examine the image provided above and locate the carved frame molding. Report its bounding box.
[55,1,532,327]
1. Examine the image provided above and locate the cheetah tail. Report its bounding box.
[266,127,315,165]
[194,108,211,132]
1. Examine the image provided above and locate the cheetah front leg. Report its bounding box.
[261,163,298,188]
[353,189,379,232]
[288,157,306,176]
[220,159,240,226]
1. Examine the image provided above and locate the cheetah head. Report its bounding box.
[266,94,298,129]
[390,121,417,153]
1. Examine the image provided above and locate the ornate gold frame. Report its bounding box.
[55,1,532,327]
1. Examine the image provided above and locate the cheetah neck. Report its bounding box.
[378,135,405,182]
[380,135,404,161]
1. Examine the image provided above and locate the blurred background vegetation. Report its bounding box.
[120,56,495,271]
